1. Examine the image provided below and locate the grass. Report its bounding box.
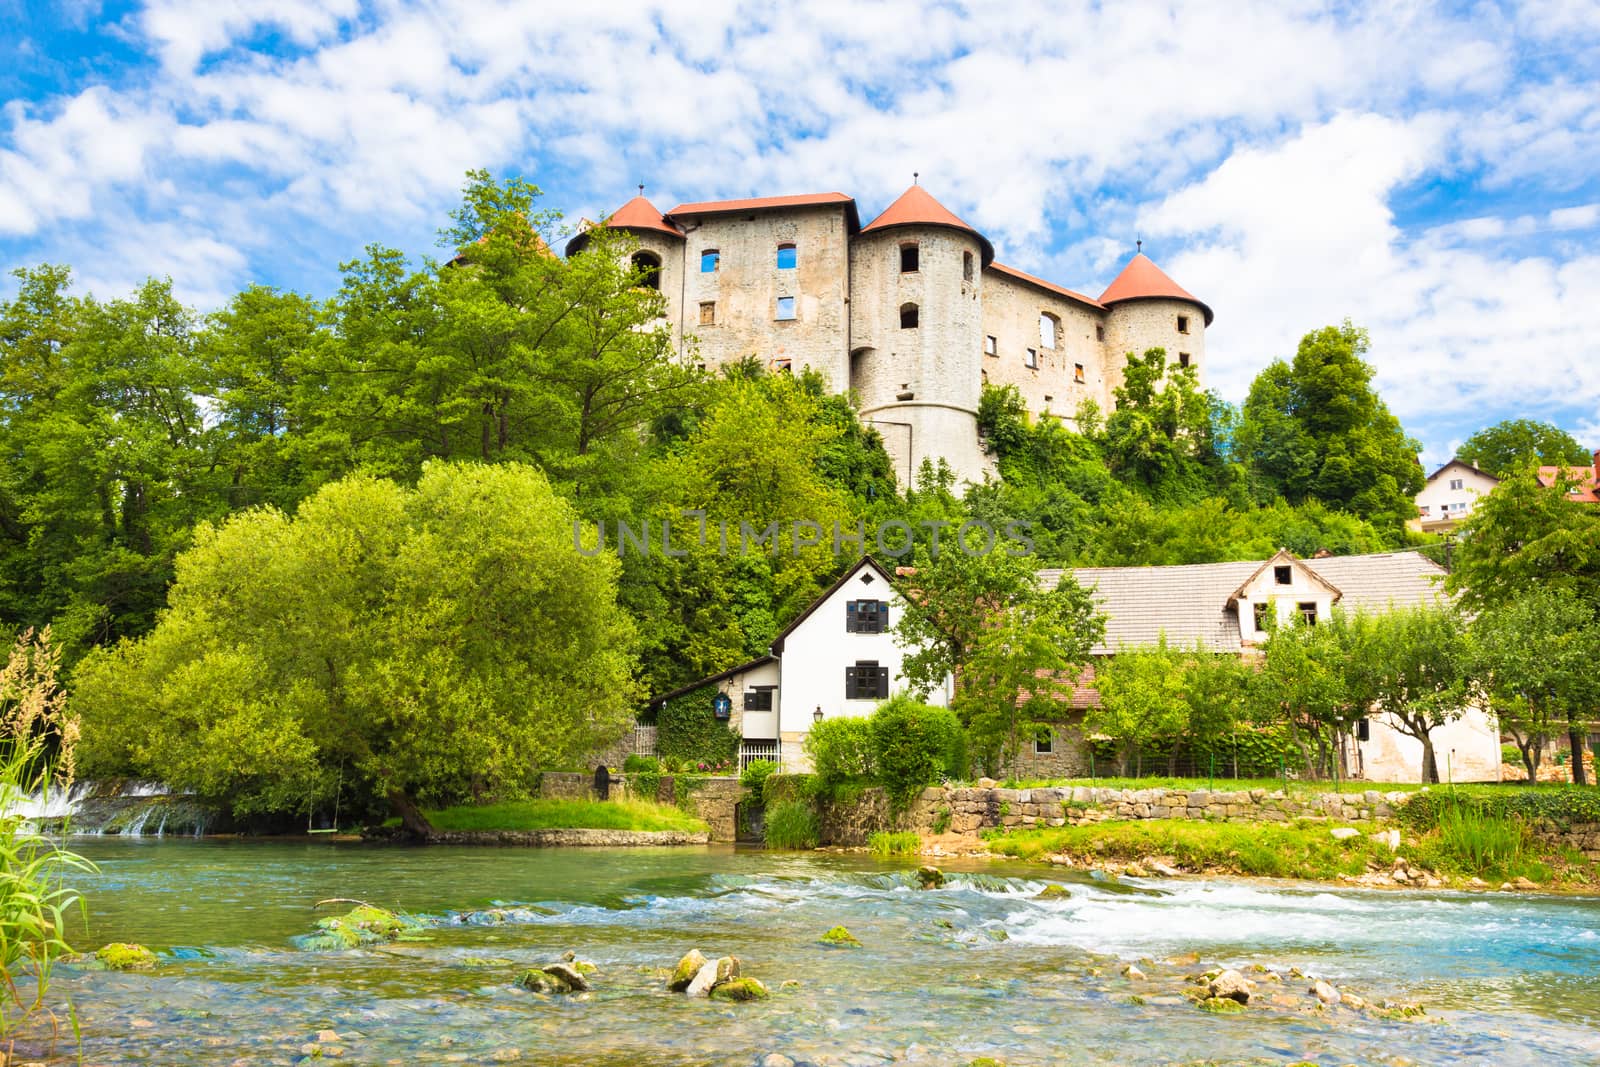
[868,830,921,857]
[764,800,820,849]
[988,818,1394,881]
[420,797,707,834]
[992,775,1434,794]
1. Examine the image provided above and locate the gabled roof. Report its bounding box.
[564,195,684,256]
[771,556,896,654]
[861,184,994,265]
[667,192,860,231]
[1535,462,1599,503]
[1038,550,1448,655]
[1227,548,1343,602]
[1098,252,1213,325]
[647,654,776,709]
[1425,458,1498,484]
[986,262,1105,312]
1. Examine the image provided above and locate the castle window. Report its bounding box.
[1024,348,1038,369]
[700,249,720,273]
[963,251,974,282]
[984,335,997,356]
[900,243,919,273]
[1177,314,1190,334]
[1073,363,1085,383]
[900,303,919,329]
[1178,352,1191,368]
[776,296,796,320]
[1040,312,1059,349]
[699,301,716,325]
[773,358,792,373]
[777,243,797,269]
[630,251,661,290]
[1096,325,1105,342]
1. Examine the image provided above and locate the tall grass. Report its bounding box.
[1,627,94,1042]
[868,830,920,857]
[1411,801,1547,881]
[764,801,819,850]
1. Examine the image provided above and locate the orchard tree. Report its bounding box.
[74,462,638,832]
[1248,612,1362,778]
[1342,605,1474,784]
[1457,418,1591,478]
[1084,636,1189,776]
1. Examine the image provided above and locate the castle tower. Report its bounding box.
[1098,252,1212,397]
[565,194,686,333]
[848,185,994,486]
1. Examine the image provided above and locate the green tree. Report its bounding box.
[1235,322,1423,530]
[1457,418,1591,478]
[1085,636,1189,776]
[1446,469,1600,613]
[867,695,964,808]
[954,574,1103,774]
[74,462,637,832]
[1471,587,1600,781]
[1248,612,1361,778]
[1342,604,1474,784]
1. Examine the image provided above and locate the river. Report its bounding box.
[22,839,1600,1065]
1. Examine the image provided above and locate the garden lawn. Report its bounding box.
[421,797,707,833]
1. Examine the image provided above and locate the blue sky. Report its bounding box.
[3,0,1598,468]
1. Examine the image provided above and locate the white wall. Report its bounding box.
[1356,706,1502,783]
[1235,557,1339,648]
[1415,461,1498,529]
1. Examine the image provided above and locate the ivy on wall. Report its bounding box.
[656,684,740,767]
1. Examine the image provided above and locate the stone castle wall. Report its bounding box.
[1101,297,1204,398]
[981,271,1108,423]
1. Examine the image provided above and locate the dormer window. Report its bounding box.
[1274,565,1292,585]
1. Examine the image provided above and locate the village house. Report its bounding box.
[646,550,1501,784]
[1411,458,1499,533]
[1536,449,1600,504]
[568,184,1210,486]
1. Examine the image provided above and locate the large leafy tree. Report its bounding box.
[1234,322,1423,530]
[1248,612,1363,778]
[74,462,638,832]
[1342,605,1475,784]
[1472,587,1600,781]
[1457,418,1591,478]
[1085,636,1191,776]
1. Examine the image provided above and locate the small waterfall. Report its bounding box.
[10,779,214,838]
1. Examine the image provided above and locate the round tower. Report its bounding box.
[850,185,993,487]
[565,194,686,349]
[1098,252,1212,399]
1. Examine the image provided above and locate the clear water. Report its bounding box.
[20,840,1600,1065]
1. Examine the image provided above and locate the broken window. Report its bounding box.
[1298,602,1318,625]
[1274,565,1292,585]
[1253,602,1271,632]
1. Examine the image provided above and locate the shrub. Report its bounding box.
[805,718,874,784]
[868,830,920,857]
[868,695,963,809]
[764,800,819,849]
[622,755,661,802]
[656,684,739,767]
[931,807,952,835]
[740,758,778,794]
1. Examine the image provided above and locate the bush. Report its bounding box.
[740,758,778,793]
[805,718,874,784]
[764,801,819,849]
[868,695,963,809]
[656,684,739,767]
[868,830,920,857]
[624,755,661,802]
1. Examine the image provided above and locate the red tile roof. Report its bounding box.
[606,195,685,238]
[1098,252,1213,325]
[986,262,1105,311]
[668,191,858,224]
[861,184,994,265]
[1536,463,1600,503]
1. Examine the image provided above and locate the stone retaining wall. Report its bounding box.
[535,772,743,844]
[815,784,1413,846]
[1532,820,1600,861]
[427,829,709,847]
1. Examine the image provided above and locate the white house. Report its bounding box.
[647,557,951,772]
[1412,458,1499,533]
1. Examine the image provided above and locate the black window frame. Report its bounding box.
[844,660,890,700]
[846,599,889,633]
[743,686,775,712]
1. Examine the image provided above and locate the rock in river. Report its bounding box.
[916,866,946,889]
[818,926,863,949]
[1311,979,1342,1006]
[709,977,770,1002]
[1208,969,1253,1004]
[669,949,708,992]
[542,962,591,992]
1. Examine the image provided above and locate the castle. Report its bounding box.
[567,184,1212,485]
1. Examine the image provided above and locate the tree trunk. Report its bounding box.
[1567,708,1589,786]
[387,789,434,837]
[1419,733,1440,785]
[1515,734,1542,782]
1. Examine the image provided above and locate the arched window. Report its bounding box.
[963,251,974,282]
[900,243,919,273]
[900,303,919,329]
[1040,312,1059,349]
[776,243,797,269]
[700,249,720,273]
[630,251,661,290]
